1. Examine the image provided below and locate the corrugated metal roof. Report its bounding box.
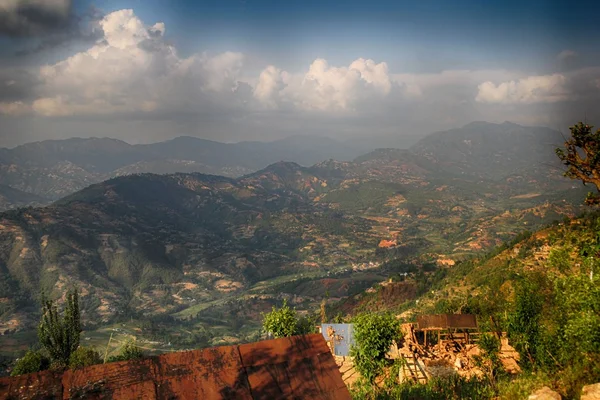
[417,314,478,330]
[0,334,351,400]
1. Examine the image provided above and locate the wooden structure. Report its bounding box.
[399,353,428,384]
[416,314,479,348]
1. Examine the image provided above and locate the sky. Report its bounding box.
[0,0,599,147]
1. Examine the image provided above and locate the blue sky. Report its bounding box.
[0,0,599,146]
[88,0,598,70]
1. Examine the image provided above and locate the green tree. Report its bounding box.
[507,278,544,369]
[262,299,313,338]
[350,312,400,383]
[11,350,50,376]
[556,122,600,205]
[38,289,82,367]
[473,334,504,389]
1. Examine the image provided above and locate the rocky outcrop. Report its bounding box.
[528,386,562,400]
[581,383,600,400]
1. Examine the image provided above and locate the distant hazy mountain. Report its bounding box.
[0,135,364,209]
[410,121,565,179]
[0,184,47,210]
[345,133,426,151]
[0,122,569,210]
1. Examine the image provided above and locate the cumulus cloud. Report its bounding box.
[253,58,397,113]
[0,10,406,119]
[1,7,600,144]
[475,74,571,104]
[253,65,287,108]
[2,9,252,117]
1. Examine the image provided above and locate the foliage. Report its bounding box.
[350,312,401,383]
[10,350,50,376]
[507,277,545,369]
[261,299,313,338]
[38,289,81,367]
[556,122,600,205]
[473,334,504,388]
[107,340,144,363]
[69,346,102,369]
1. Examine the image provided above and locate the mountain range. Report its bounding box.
[0,121,588,348]
[0,121,570,211]
[0,135,365,206]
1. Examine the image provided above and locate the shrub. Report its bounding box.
[11,350,50,376]
[262,299,302,338]
[350,312,401,383]
[69,346,102,369]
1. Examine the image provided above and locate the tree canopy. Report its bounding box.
[556,122,600,205]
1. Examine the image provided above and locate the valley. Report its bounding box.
[0,122,590,356]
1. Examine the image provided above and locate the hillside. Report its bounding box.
[326,210,600,398]
[411,121,565,180]
[0,151,587,348]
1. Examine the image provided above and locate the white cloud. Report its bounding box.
[254,57,396,113]
[1,7,599,141]
[475,74,570,104]
[253,65,286,108]
[2,9,248,117]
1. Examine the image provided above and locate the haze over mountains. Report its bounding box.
[0,122,569,211]
[0,121,587,345]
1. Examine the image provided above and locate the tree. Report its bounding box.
[556,122,600,205]
[262,299,314,338]
[38,289,82,367]
[350,312,401,383]
[472,334,504,389]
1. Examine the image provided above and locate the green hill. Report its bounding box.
[333,211,600,397]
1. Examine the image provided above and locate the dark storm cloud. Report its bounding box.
[0,1,104,55]
[0,0,72,37]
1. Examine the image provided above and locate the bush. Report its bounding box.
[262,299,303,338]
[69,346,102,369]
[11,350,50,376]
[473,334,505,388]
[350,312,401,383]
[108,340,144,363]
